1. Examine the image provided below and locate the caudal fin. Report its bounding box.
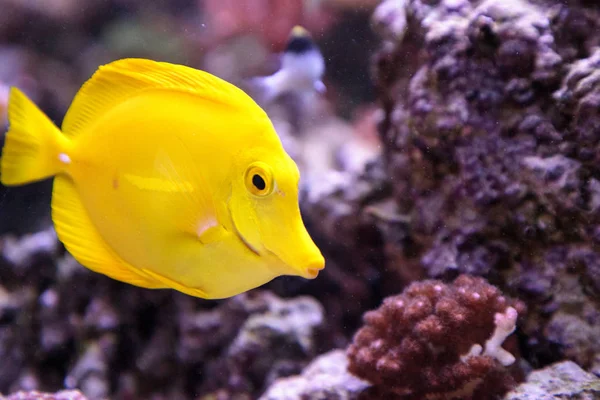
[0,88,70,186]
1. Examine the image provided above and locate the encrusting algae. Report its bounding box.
[0,58,325,299]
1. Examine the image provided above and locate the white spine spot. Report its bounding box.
[197,217,218,238]
[58,153,71,164]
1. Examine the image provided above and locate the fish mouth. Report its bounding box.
[306,268,320,279]
[303,268,319,279]
[226,192,324,277]
[300,257,325,279]
[261,245,325,279]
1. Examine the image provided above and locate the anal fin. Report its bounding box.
[51,175,166,289]
[137,267,209,299]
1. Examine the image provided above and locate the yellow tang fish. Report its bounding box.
[0,58,325,299]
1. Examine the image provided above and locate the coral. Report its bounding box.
[0,234,328,400]
[222,293,325,394]
[464,306,519,367]
[0,390,88,400]
[347,275,525,399]
[0,81,7,127]
[158,291,326,397]
[1,228,59,268]
[63,338,113,400]
[0,2,392,400]
[259,350,370,400]
[504,361,600,399]
[545,312,600,374]
[296,0,600,384]
[372,0,408,42]
[297,158,406,343]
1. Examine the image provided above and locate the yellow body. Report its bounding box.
[0,59,324,299]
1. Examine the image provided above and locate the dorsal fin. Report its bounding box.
[61,58,264,137]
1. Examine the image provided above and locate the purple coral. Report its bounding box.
[3,390,88,400]
[347,275,525,399]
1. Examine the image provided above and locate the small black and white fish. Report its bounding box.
[252,26,325,103]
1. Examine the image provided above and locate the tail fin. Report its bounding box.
[0,88,70,186]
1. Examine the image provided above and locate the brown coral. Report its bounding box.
[347,275,525,399]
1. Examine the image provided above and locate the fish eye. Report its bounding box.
[252,174,266,190]
[245,163,273,196]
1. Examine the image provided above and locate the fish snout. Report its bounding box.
[300,256,325,279]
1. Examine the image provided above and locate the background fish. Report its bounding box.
[250,26,326,103]
[0,58,325,299]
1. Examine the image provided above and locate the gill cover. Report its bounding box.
[228,158,324,278]
[227,162,266,256]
